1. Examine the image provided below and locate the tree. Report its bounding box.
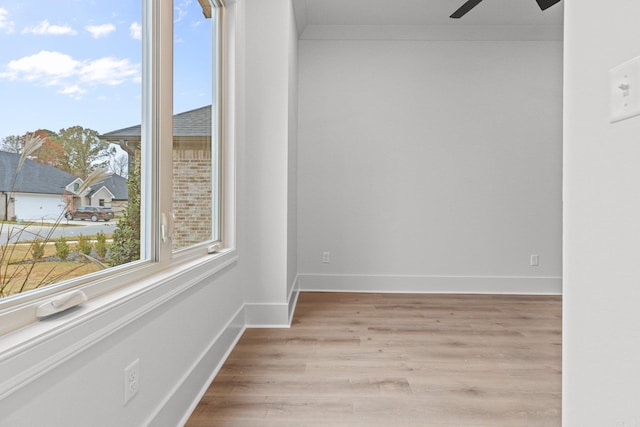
[109,152,129,178]
[54,126,115,179]
[1,134,25,154]
[1,130,65,167]
[33,129,66,167]
[95,231,108,259]
[55,237,70,260]
[108,160,140,266]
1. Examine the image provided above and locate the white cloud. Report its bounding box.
[174,0,192,23]
[59,85,87,99]
[0,50,140,99]
[129,22,141,40]
[0,51,79,83]
[86,23,116,39]
[22,20,77,36]
[79,57,139,86]
[0,8,15,34]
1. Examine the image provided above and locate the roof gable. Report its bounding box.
[88,174,128,200]
[90,186,116,200]
[100,105,212,141]
[0,151,79,195]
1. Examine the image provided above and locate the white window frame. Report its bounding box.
[171,0,226,257]
[0,0,235,336]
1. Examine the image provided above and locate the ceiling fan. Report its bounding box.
[450,0,561,19]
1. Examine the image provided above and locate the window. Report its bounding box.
[173,0,223,252]
[0,0,227,334]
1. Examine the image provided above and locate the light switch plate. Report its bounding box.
[610,56,640,123]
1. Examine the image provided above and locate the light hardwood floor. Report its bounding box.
[186,292,561,426]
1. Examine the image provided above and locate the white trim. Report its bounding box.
[0,252,239,401]
[288,275,299,324]
[300,24,563,42]
[298,274,562,295]
[291,0,307,37]
[65,177,84,194]
[244,275,300,328]
[147,306,245,427]
[244,302,290,328]
[90,185,115,200]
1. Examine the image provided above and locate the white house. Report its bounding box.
[0,152,128,221]
[66,174,129,214]
[0,151,78,221]
[0,1,636,426]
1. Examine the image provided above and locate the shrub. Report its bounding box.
[55,237,70,260]
[95,231,108,258]
[32,239,45,260]
[77,234,92,256]
[109,161,140,266]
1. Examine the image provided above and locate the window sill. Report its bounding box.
[0,248,238,400]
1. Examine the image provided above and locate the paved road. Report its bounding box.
[0,220,117,245]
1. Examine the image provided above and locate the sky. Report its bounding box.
[0,0,213,142]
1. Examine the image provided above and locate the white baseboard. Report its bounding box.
[288,275,300,323]
[147,306,246,427]
[298,274,562,295]
[147,272,561,427]
[244,302,290,327]
[245,275,300,327]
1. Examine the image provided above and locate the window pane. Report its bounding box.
[0,1,142,300]
[172,0,219,251]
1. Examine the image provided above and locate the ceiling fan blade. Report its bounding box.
[450,0,484,19]
[535,0,562,10]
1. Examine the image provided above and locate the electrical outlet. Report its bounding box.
[124,358,139,405]
[530,254,539,267]
[322,251,330,263]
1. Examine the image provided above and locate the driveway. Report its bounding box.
[0,220,117,244]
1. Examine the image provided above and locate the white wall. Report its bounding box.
[564,1,640,425]
[0,1,300,425]
[1,265,245,427]
[243,0,298,324]
[298,37,563,294]
[287,0,299,301]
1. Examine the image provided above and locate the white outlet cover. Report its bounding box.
[124,358,139,405]
[610,56,640,123]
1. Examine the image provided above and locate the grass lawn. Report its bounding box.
[0,243,105,298]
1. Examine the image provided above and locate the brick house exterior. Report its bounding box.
[100,105,213,249]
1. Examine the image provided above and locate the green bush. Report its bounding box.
[77,234,92,255]
[95,231,108,258]
[55,237,70,260]
[32,239,45,260]
[109,161,140,266]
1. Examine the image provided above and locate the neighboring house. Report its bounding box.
[67,174,129,216]
[1,151,129,221]
[0,151,78,221]
[100,105,212,247]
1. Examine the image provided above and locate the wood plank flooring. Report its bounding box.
[186,292,561,426]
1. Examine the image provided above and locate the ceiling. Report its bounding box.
[293,0,563,34]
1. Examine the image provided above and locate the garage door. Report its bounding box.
[15,194,67,222]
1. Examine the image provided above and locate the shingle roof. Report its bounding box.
[89,174,128,200]
[100,105,212,141]
[0,151,78,195]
